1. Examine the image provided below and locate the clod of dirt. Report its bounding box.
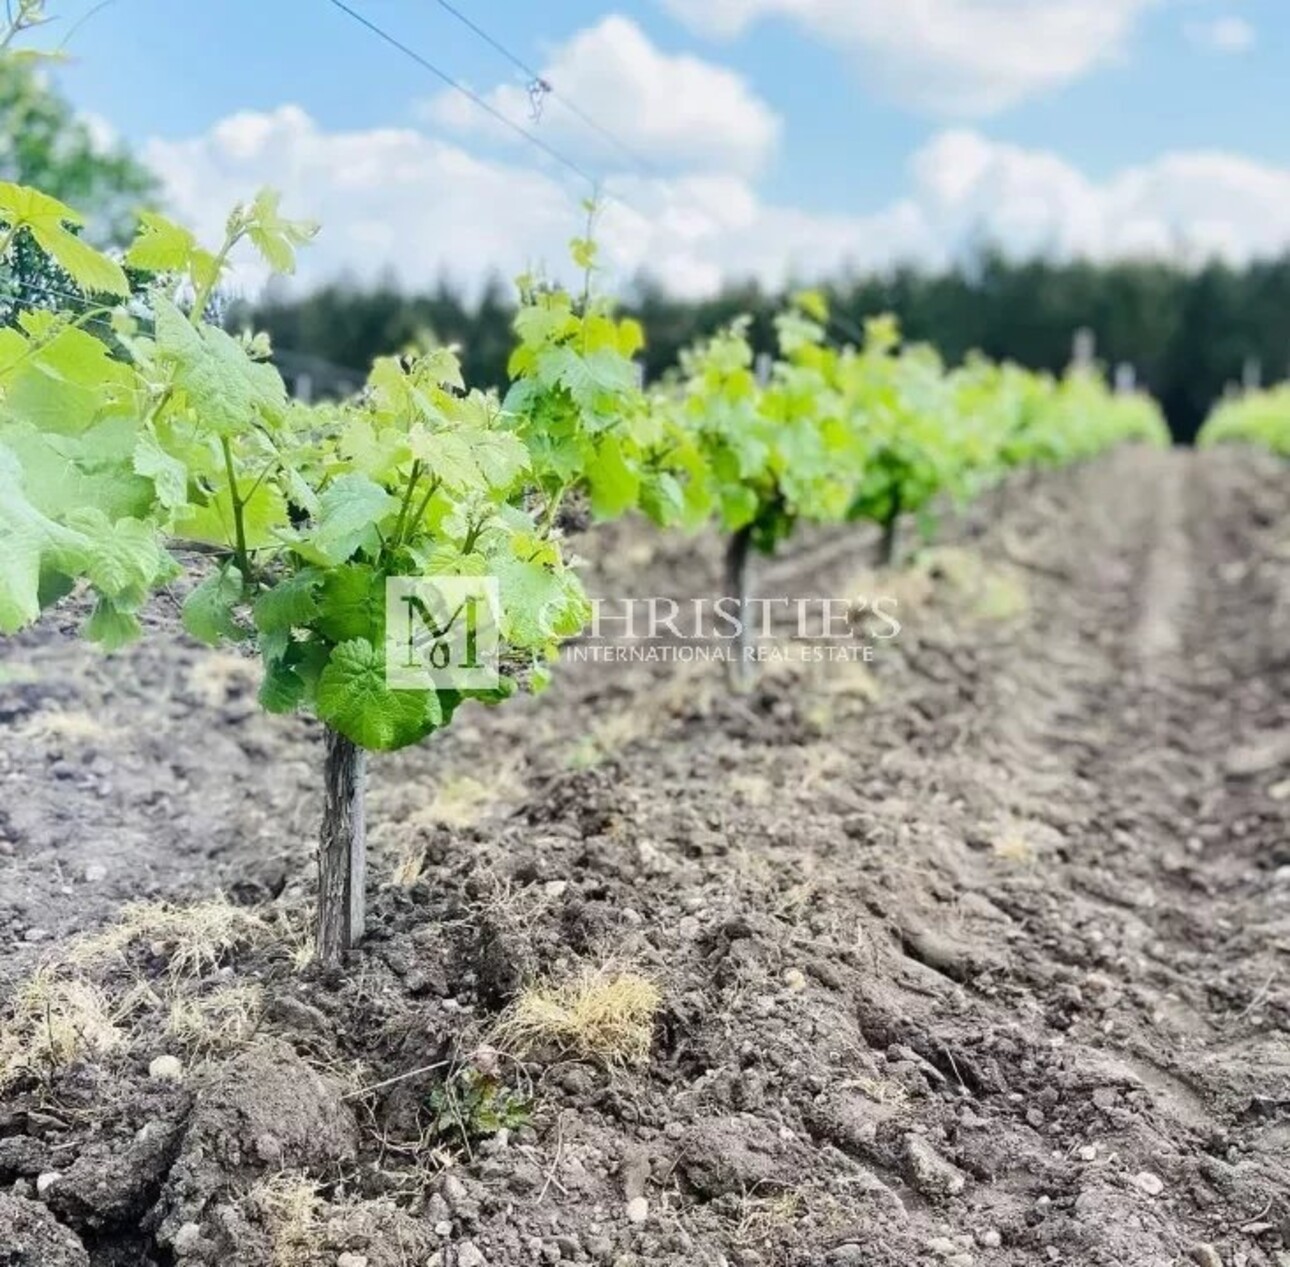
[1223,732,1290,777]
[154,1038,359,1251]
[471,914,527,1009]
[676,1114,806,1199]
[1059,1184,1176,1262]
[808,1091,899,1161]
[903,1133,967,1197]
[0,1190,89,1267]
[47,1116,186,1231]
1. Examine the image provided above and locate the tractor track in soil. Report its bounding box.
[0,446,1287,1267]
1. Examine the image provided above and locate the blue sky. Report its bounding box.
[41,0,1290,296]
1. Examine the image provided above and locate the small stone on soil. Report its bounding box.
[36,1171,61,1195]
[904,1134,967,1197]
[1189,1248,1222,1267]
[829,1248,867,1266]
[1132,1171,1164,1196]
[336,1255,369,1267]
[456,1242,486,1267]
[172,1223,202,1253]
[82,862,107,882]
[621,1145,651,1200]
[149,1054,184,1081]
[626,1196,649,1223]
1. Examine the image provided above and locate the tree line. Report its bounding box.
[243,251,1290,444]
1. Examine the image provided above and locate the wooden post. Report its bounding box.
[1072,328,1096,371]
[1243,357,1262,393]
[317,726,367,965]
[723,353,771,691]
[878,488,903,567]
[725,526,755,693]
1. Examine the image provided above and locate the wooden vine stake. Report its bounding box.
[723,351,775,693]
[878,488,903,568]
[725,524,755,694]
[317,726,368,965]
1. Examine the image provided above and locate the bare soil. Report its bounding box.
[1,446,1288,1267]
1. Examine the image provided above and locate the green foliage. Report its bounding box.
[0,33,590,760]
[653,299,1170,564]
[649,301,859,554]
[1198,386,1290,456]
[426,1066,533,1151]
[504,226,678,529]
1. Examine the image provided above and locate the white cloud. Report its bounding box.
[144,106,1290,305]
[661,0,1161,116]
[426,14,781,176]
[913,130,1290,263]
[1185,15,1255,54]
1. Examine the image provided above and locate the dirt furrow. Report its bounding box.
[2,448,1288,1267]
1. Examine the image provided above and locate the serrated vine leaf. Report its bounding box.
[302,474,395,565]
[0,182,129,297]
[0,446,90,632]
[133,432,188,511]
[182,567,247,646]
[314,563,383,644]
[316,638,441,750]
[154,298,286,434]
[586,435,639,518]
[253,569,321,634]
[84,597,142,650]
[125,212,198,273]
[259,659,307,713]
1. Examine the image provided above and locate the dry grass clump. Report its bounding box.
[0,969,133,1087]
[166,984,265,1054]
[249,1175,425,1267]
[736,1191,805,1243]
[19,709,118,745]
[918,546,1029,623]
[65,896,269,980]
[250,1173,326,1267]
[496,965,662,1065]
[992,822,1039,865]
[2,898,273,1087]
[188,651,261,706]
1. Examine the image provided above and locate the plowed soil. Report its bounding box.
[1,446,1288,1267]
